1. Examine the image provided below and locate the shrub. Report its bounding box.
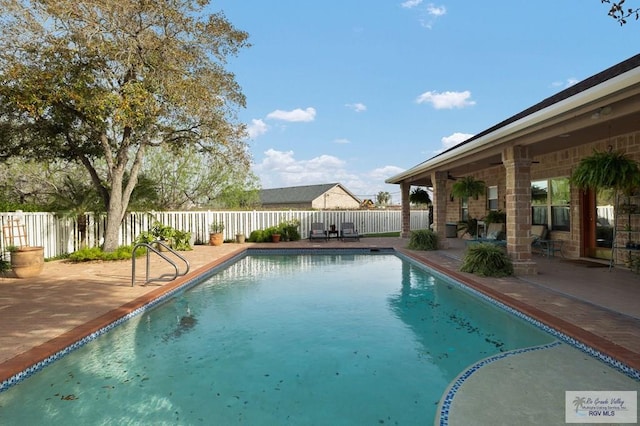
[134,222,192,251]
[68,245,140,262]
[68,247,104,261]
[407,229,438,250]
[248,229,266,242]
[279,219,301,241]
[460,243,513,277]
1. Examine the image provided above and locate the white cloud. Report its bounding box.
[401,0,423,9]
[426,4,446,17]
[253,149,398,200]
[404,2,446,29]
[266,107,316,122]
[369,165,405,181]
[416,90,476,109]
[333,138,351,144]
[442,132,474,149]
[551,78,579,89]
[345,102,367,112]
[432,132,475,154]
[247,119,268,139]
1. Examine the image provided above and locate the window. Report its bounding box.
[487,186,499,210]
[531,178,570,231]
[461,197,469,221]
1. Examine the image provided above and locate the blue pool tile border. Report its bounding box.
[0,251,247,393]
[436,341,563,426]
[396,252,640,425]
[398,252,640,381]
[2,247,639,404]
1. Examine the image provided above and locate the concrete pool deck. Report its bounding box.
[1,237,639,423]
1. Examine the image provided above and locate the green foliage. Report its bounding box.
[451,176,486,199]
[460,243,513,277]
[376,191,391,205]
[248,229,266,242]
[570,149,640,194]
[279,219,301,241]
[68,245,139,262]
[68,247,105,261]
[407,229,438,250]
[172,230,193,251]
[134,221,192,251]
[485,210,506,224]
[263,226,281,240]
[0,0,250,252]
[409,188,431,205]
[209,221,225,233]
[0,254,10,273]
[457,218,479,237]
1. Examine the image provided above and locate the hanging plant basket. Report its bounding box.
[570,149,640,194]
[451,176,486,199]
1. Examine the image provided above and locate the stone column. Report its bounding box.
[432,171,450,249]
[503,146,537,275]
[401,181,411,238]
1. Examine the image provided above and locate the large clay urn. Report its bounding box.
[10,246,44,278]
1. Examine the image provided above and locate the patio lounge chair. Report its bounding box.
[340,222,360,241]
[309,222,328,241]
[530,224,549,254]
[465,223,506,247]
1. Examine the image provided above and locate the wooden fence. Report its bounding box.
[0,210,431,258]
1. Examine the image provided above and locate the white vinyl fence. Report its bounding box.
[0,210,431,258]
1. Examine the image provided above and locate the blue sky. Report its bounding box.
[212,0,639,203]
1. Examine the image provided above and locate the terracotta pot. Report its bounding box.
[10,246,44,278]
[271,233,281,243]
[209,233,224,246]
[236,234,246,244]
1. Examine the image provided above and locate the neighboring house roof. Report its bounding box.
[387,53,640,185]
[259,183,360,206]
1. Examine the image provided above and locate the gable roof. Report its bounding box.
[259,183,360,205]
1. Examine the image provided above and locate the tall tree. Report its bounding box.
[142,143,259,209]
[0,0,250,251]
[376,191,391,206]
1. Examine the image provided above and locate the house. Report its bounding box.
[259,183,361,209]
[387,53,640,275]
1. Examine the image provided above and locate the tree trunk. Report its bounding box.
[102,199,125,252]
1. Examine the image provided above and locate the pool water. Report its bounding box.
[0,254,554,425]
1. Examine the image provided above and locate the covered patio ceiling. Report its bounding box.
[387,55,640,188]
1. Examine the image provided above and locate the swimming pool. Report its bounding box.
[0,252,557,424]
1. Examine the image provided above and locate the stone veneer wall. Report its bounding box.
[438,130,640,260]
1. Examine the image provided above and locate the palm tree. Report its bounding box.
[376,191,391,205]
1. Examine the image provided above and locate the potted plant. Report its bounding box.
[570,148,640,195]
[235,232,245,244]
[209,221,225,246]
[451,176,486,200]
[151,221,176,251]
[279,219,301,242]
[8,245,45,278]
[264,225,281,243]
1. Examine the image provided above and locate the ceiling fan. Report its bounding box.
[447,172,460,181]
